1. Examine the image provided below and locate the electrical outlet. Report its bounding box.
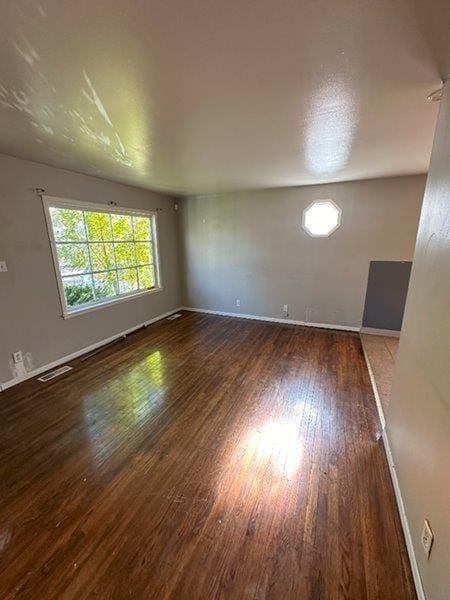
[0,261,7,272]
[236,299,241,307]
[283,304,289,316]
[421,519,434,558]
[12,351,23,364]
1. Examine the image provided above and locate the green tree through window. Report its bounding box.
[46,202,159,314]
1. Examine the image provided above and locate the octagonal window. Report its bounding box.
[302,200,341,237]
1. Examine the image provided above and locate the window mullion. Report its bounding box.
[109,214,120,295]
[131,217,140,290]
[81,211,96,299]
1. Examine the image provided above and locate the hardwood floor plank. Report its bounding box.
[0,312,415,599]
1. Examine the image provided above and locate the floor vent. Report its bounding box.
[38,365,73,382]
[167,313,182,320]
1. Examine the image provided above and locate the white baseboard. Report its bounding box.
[1,303,424,599]
[382,430,425,600]
[360,342,386,429]
[0,307,183,392]
[360,336,424,599]
[360,327,401,337]
[181,307,360,332]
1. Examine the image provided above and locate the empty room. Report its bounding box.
[0,1,449,599]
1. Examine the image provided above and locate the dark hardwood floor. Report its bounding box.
[0,312,415,599]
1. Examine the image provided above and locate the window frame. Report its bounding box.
[42,195,163,319]
[302,199,342,237]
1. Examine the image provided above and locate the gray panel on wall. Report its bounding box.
[179,176,424,329]
[362,261,412,331]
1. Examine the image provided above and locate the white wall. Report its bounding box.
[179,175,425,328]
[386,85,450,600]
[0,154,181,385]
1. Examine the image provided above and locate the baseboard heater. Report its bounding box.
[79,319,158,362]
[80,334,127,361]
[80,315,181,362]
[36,314,178,382]
[37,334,127,382]
[38,365,73,382]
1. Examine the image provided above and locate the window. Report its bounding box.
[43,196,161,317]
[302,200,341,237]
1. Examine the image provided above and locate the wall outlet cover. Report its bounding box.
[12,351,23,364]
[421,519,434,558]
[0,261,7,272]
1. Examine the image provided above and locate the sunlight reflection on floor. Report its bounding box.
[216,418,305,517]
[83,349,166,463]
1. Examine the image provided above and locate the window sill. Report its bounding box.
[61,286,164,319]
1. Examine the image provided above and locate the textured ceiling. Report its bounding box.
[1,0,448,194]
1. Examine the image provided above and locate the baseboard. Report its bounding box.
[0,307,183,392]
[1,304,425,599]
[181,307,360,332]
[360,341,386,428]
[360,327,401,337]
[382,430,425,600]
[185,303,423,599]
[360,335,423,598]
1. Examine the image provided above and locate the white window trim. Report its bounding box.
[42,195,163,319]
[302,199,342,237]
